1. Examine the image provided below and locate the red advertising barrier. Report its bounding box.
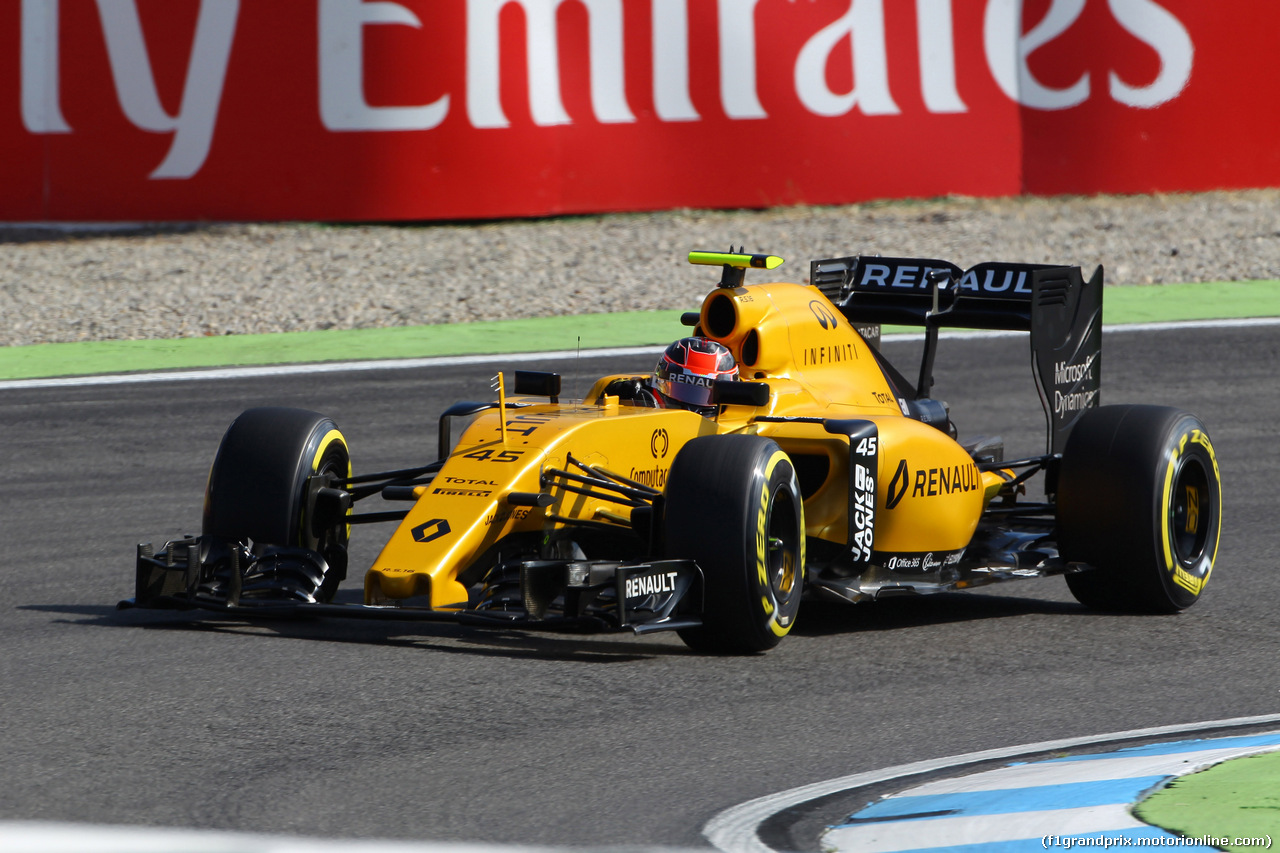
[2,0,1277,221]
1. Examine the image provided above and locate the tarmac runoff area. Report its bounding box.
[3,722,1276,852]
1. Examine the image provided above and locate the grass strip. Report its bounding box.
[1105,280,1280,324]
[1135,750,1280,850]
[1,280,1275,381]
[0,311,687,381]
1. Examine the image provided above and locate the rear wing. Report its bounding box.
[810,255,1103,455]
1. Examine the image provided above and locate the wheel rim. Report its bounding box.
[318,444,351,543]
[1168,455,1211,570]
[765,485,801,606]
[310,439,352,602]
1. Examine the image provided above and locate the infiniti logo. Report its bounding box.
[809,300,839,331]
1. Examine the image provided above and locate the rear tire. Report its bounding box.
[203,407,351,602]
[665,435,805,653]
[1058,405,1221,613]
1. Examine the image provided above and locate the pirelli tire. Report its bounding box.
[203,407,352,603]
[664,435,805,654]
[1057,405,1221,613]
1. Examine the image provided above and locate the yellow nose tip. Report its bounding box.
[365,569,431,602]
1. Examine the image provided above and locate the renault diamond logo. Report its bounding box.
[886,459,909,509]
[412,518,451,543]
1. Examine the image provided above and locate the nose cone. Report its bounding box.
[365,567,467,608]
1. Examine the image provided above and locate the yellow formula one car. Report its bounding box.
[125,251,1222,653]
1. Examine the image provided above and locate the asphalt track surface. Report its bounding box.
[1,324,1278,847]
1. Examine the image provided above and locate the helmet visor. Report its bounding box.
[652,337,739,411]
[653,368,718,408]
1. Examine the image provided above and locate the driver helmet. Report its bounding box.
[652,337,738,415]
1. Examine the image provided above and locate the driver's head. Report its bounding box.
[652,337,738,415]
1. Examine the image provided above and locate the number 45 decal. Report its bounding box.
[855,436,877,456]
[464,448,525,463]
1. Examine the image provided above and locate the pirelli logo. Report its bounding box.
[433,487,492,497]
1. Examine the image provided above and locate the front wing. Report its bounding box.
[122,538,705,635]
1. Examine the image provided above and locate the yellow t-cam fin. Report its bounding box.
[688,251,784,270]
[492,372,508,445]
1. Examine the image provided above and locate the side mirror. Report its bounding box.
[514,371,560,402]
[437,401,493,460]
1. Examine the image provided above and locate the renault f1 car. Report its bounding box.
[123,250,1222,653]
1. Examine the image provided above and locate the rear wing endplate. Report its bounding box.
[810,255,1103,454]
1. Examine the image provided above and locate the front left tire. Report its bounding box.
[203,407,351,602]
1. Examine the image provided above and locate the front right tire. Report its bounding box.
[664,435,805,653]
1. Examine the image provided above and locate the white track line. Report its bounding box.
[702,712,1280,853]
[0,346,666,392]
[3,317,1278,393]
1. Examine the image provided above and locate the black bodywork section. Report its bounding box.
[811,254,1103,455]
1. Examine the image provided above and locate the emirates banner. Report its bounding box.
[3,0,1277,221]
